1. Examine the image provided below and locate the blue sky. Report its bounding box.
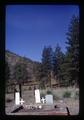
[6,5,79,62]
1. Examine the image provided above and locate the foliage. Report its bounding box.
[14,61,28,85]
[65,15,79,86]
[34,63,47,89]
[75,90,79,99]
[53,94,59,100]
[46,90,52,94]
[59,54,72,86]
[42,46,53,73]
[5,15,79,89]
[6,98,13,103]
[5,61,10,81]
[52,44,65,84]
[35,46,53,88]
[40,93,45,98]
[28,86,32,90]
[63,91,71,98]
[56,15,79,87]
[13,60,29,97]
[5,50,37,85]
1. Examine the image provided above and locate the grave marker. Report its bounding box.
[45,94,53,105]
[15,92,20,105]
[41,97,45,104]
[35,89,41,103]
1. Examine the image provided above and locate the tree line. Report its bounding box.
[6,15,79,90]
[34,15,79,88]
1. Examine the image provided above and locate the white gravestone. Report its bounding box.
[41,97,45,104]
[20,98,25,105]
[35,89,41,103]
[45,94,53,104]
[15,92,20,105]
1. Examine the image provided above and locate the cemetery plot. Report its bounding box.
[5,88,79,115]
[8,103,69,115]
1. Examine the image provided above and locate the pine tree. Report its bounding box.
[65,15,79,86]
[41,46,53,87]
[53,44,65,85]
[14,60,28,98]
[60,52,72,86]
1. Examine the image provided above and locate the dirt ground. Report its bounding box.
[5,88,79,115]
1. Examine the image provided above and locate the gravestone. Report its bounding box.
[15,92,20,105]
[35,89,41,103]
[41,97,45,104]
[20,98,25,105]
[45,94,53,105]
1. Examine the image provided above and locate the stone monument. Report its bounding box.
[45,94,53,105]
[15,92,20,105]
[35,89,41,103]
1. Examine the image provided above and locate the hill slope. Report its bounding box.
[5,50,40,84]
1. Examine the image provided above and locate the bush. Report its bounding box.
[40,93,45,98]
[63,91,71,98]
[46,90,52,94]
[6,98,12,103]
[39,83,45,89]
[28,86,32,90]
[53,94,59,100]
[75,90,79,99]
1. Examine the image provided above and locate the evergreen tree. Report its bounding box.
[41,46,53,87]
[60,52,72,86]
[14,60,28,98]
[53,44,65,84]
[65,15,79,86]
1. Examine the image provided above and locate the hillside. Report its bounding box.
[5,50,40,85]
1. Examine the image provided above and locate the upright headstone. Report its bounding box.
[35,89,41,103]
[15,92,20,105]
[41,97,45,104]
[20,98,25,105]
[45,94,53,105]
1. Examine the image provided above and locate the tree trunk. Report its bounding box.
[19,84,22,98]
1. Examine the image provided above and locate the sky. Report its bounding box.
[6,5,79,62]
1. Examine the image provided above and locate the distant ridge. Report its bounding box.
[5,50,40,84]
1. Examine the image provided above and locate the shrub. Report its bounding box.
[53,94,59,100]
[6,98,12,103]
[39,83,45,89]
[63,91,71,98]
[46,90,52,94]
[40,93,45,98]
[75,90,79,99]
[28,86,32,90]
